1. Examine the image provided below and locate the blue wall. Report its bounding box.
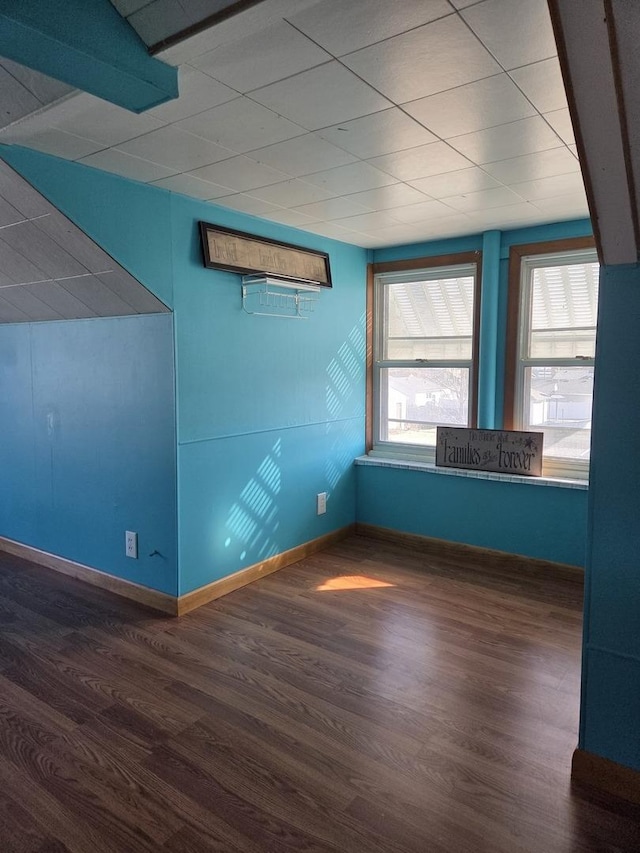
[2,146,366,596]
[580,263,640,770]
[357,219,593,566]
[170,195,366,594]
[358,464,587,566]
[0,314,178,594]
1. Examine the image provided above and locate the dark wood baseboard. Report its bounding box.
[355,523,584,582]
[572,748,640,806]
[0,525,355,617]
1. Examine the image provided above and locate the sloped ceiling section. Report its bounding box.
[0,158,169,323]
[0,57,73,131]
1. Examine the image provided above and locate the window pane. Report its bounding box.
[523,365,594,460]
[530,327,596,358]
[528,261,599,358]
[380,367,469,445]
[384,276,474,360]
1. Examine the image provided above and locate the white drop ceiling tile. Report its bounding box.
[294,197,370,220]
[116,126,234,172]
[51,94,166,146]
[408,167,501,198]
[532,193,589,218]
[297,221,367,242]
[509,172,586,202]
[250,135,357,178]
[146,66,237,123]
[193,21,332,92]
[0,236,48,284]
[176,97,306,153]
[95,271,168,313]
[0,64,44,127]
[369,142,472,182]
[483,146,579,184]
[127,0,191,46]
[0,196,27,228]
[441,186,526,212]
[262,209,319,227]
[0,292,30,322]
[287,0,452,56]
[34,213,114,273]
[449,0,482,8]
[510,58,567,114]
[466,202,542,230]
[543,109,575,146]
[111,0,148,15]
[0,222,88,280]
[248,179,335,207]
[78,150,176,183]
[150,173,234,199]
[317,109,437,160]
[346,183,429,210]
[569,145,578,159]
[448,116,562,165]
[403,73,536,139]
[0,161,58,218]
[0,128,102,161]
[343,16,502,104]
[365,219,471,245]
[248,62,391,132]
[302,162,397,195]
[390,199,460,223]
[343,234,381,248]
[26,280,97,319]
[188,156,288,192]
[461,0,557,71]
[0,59,72,108]
[0,284,64,321]
[59,275,137,317]
[215,193,284,216]
[333,211,403,231]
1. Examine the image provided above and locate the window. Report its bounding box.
[505,239,598,479]
[369,253,481,460]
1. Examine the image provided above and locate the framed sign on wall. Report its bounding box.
[199,221,332,287]
[436,427,543,476]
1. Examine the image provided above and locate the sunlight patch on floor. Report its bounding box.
[315,575,395,592]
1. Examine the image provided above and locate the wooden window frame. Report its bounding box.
[366,251,482,455]
[504,235,597,476]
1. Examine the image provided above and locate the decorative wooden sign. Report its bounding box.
[199,222,332,286]
[436,427,543,477]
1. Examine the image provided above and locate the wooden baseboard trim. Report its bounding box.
[572,748,640,806]
[177,524,355,615]
[1,525,355,617]
[0,524,355,616]
[0,536,177,615]
[355,523,583,581]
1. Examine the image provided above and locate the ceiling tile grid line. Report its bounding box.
[0,0,588,248]
[0,161,169,322]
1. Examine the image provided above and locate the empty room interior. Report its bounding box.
[2,0,640,850]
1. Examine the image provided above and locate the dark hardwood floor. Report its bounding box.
[0,534,638,852]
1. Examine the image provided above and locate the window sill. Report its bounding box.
[355,455,588,490]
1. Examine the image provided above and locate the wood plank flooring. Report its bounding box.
[0,534,639,852]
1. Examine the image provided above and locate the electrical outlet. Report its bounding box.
[316,492,327,515]
[125,530,138,559]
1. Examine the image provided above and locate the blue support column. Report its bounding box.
[477,230,501,429]
[0,0,178,113]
